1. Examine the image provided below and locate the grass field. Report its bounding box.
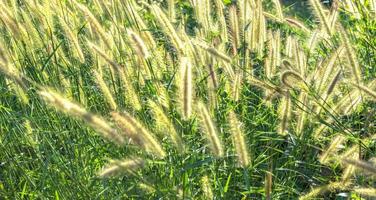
[0,0,375,199]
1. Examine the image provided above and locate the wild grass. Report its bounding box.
[0,0,375,199]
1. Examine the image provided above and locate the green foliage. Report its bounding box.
[0,0,375,199]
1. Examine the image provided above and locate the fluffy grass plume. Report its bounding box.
[353,188,376,198]
[194,40,232,64]
[98,158,145,178]
[285,18,311,33]
[0,0,376,199]
[58,16,85,63]
[111,112,166,158]
[38,89,125,145]
[351,83,376,100]
[201,175,214,199]
[342,158,376,175]
[340,147,358,182]
[280,70,306,90]
[73,1,112,49]
[319,135,346,164]
[179,57,193,120]
[198,102,224,157]
[228,5,240,55]
[87,41,142,110]
[127,29,150,59]
[325,69,342,96]
[272,0,284,20]
[308,0,332,35]
[228,111,250,167]
[93,70,118,110]
[148,4,185,54]
[341,29,362,83]
[277,93,292,136]
[265,171,273,200]
[299,181,351,200]
[148,100,184,152]
[87,41,121,71]
[295,93,308,136]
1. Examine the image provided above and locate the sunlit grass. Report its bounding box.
[0,0,375,199]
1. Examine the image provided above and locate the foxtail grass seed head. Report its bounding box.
[285,36,294,58]
[179,57,193,120]
[198,102,224,157]
[319,135,346,164]
[263,12,282,23]
[2,1,376,197]
[265,171,273,200]
[192,0,211,34]
[308,0,332,35]
[58,16,85,63]
[281,70,307,91]
[87,41,120,72]
[194,40,232,63]
[119,69,142,111]
[212,0,228,42]
[248,76,280,94]
[307,31,322,53]
[285,18,311,33]
[0,51,8,66]
[127,29,150,59]
[201,175,214,200]
[38,89,124,145]
[93,70,118,110]
[0,54,26,89]
[299,181,351,200]
[277,93,291,136]
[340,148,358,182]
[98,158,145,178]
[273,31,281,69]
[111,111,142,146]
[232,73,242,102]
[251,0,267,55]
[228,111,250,167]
[126,4,157,48]
[328,1,339,33]
[24,120,37,147]
[5,78,29,105]
[353,188,376,197]
[138,182,156,194]
[74,1,112,49]
[167,0,175,23]
[0,9,23,39]
[297,49,307,76]
[341,29,362,83]
[326,69,342,96]
[111,111,166,158]
[371,0,376,15]
[228,5,240,56]
[148,100,184,152]
[296,93,308,136]
[342,158,376,175]
[351,83,376,100]
[272,0,284,20]
[339,0,361,19]
[149,4,184,53]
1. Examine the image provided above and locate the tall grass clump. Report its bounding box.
[0,0,375,199]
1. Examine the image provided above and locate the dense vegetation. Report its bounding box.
[0,0,375,199]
